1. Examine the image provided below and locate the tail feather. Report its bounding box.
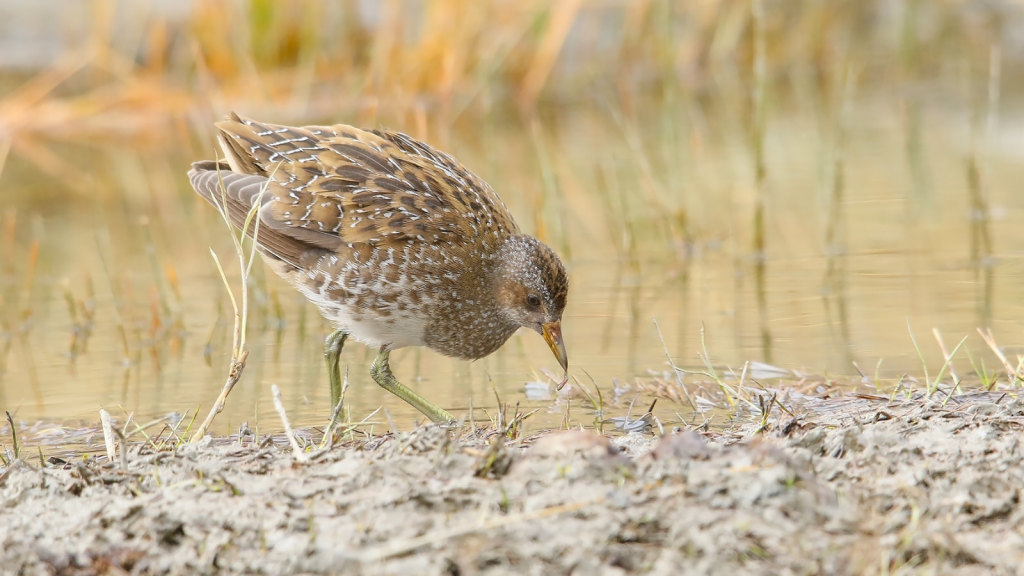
[188,164,309,269]
[188,163,267,230]
[188,113,344,270]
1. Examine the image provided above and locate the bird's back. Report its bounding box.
[188,114,523,352]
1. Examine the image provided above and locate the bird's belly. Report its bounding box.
[295,283,427,350]
[333,308,428,350]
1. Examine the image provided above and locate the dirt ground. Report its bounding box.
[2,391,1024,575]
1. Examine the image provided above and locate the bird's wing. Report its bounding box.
[188,161,332,270]
[212,114,519,250]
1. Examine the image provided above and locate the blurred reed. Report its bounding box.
[1,0,1021,425]
[0,1,1015,143]
[0,1,1016,272]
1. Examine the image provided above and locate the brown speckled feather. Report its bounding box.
[214,114,519,250]
[190,113,567,364]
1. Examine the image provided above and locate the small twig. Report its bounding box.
[383,408,397,435]
[189,162,280,443]
[191,350,250,442]
[272,384,307,462]
[334,406,383,439]
[5,411,19,460]
[932,328,959,383]
[851,361,869,383]
[117,408,135,438]
[121,413,171,450]
[111,426,128,470]
[737,361,750,397]
[99,409,116,461]
[156,408,191,450]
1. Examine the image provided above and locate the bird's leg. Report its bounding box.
[370,347,456,426]
[324,330,348,414]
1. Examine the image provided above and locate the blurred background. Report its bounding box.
[2,0,1024,429]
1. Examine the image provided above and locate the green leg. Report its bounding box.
[325,330,348,413]
[370,347,456,426]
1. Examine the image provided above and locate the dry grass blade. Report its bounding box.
[334,406,384,442]
[190,162,276,442]
[929,334,967,398]
[4,411,19,462]
[932,328,959,384]
[189,350,250,443]
[977,328,1024,387]
[694,324,754,409]
[272,384,307,462]
[99,408,116,461]
[652,318,697,411]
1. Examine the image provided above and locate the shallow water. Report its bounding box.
[2,88,1024,430]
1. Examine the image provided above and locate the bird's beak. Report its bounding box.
[541,321,569,390]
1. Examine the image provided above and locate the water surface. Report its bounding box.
[2,89,1023,430]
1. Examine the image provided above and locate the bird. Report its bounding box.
[188,113,569,426]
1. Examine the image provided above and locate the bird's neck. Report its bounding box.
[421,237,524,360]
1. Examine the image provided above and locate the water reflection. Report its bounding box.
[1,90,1024,429]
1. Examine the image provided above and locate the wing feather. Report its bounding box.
[187,163,334,269]
[211,114,519,248]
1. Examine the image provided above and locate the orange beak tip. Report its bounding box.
[542,321,568,389]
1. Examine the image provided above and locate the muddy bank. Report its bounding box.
[2,393,1024,575]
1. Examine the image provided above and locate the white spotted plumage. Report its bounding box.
[188,113,568,361]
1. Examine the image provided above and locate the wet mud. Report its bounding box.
[2,393,1024,575]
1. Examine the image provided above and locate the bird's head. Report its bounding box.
[493,235,569,386]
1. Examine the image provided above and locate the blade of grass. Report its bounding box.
[652,318,697,411]
[4,411,18,460]
[907,318,930,396]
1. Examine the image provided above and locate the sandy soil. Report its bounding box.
[2,392,1024,575]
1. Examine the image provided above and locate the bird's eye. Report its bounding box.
[526,294,541,307]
